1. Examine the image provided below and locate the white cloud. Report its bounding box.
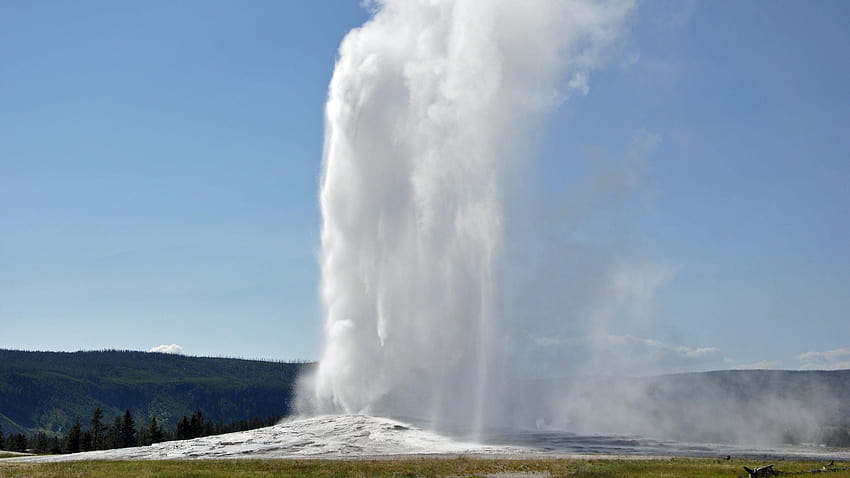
[797,347,850,370]
[622,335,724,364]
[523,333,728,376]
[149,344,185,355]
[731,360,782,370]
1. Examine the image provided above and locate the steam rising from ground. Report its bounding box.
[299,0,633,430]
[296,0,848,448]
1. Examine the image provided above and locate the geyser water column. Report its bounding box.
[303,0,633,431]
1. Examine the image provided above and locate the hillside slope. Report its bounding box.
[0,349,311,436]
[2,349,847,447]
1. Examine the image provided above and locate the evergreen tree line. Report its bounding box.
[0,408,281,454]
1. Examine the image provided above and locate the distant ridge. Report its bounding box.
[0,349,313,436]
[2,349,848,448]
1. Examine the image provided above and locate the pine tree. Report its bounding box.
[150,416,164,444]
[0,422,5,450]
[188,411,205,439]
[81,430,94,452]
[176,416,190,440]
[49,435,62,454]
[9,433,28,452]
[32,432,51,454]
[203,417,214,437]
[108,416,122,449]
[63,417,82,454]
[89,407,107,450]
[119,410,136,448]
[141,417,164,446]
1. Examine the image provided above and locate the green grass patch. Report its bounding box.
[0,457,848,478]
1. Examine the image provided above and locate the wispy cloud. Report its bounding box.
[731,360,782,370]
[797,347,850,370]
[149,344,185,355]
[524,334,728,376]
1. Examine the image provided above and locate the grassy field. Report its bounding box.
[0,457,848,478]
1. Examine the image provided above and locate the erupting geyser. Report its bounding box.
[299,0,633,431]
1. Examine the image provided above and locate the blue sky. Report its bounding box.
[2,1,848,370]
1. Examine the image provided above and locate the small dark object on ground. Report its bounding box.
[744,464,778,477]
[742,461,850,477]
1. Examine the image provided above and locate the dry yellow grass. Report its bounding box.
[1,457,848,478]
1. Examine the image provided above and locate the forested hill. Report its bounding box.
[0,349,313,436]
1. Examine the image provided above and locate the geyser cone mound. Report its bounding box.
[7,415,516,462]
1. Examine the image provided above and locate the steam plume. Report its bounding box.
[299,0,633,430]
